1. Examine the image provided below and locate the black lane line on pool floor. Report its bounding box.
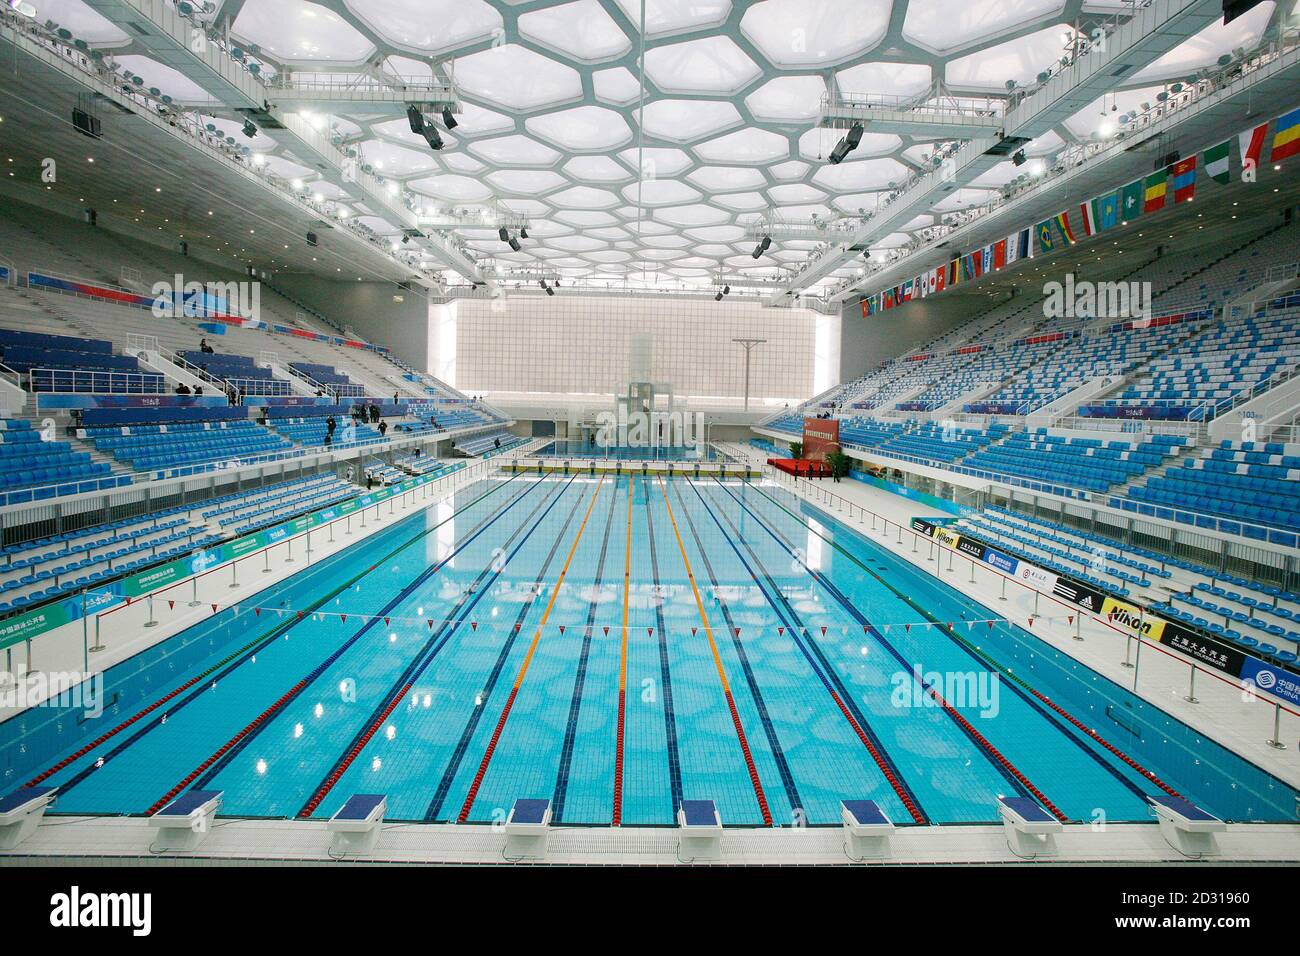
[709,476,1045,810]
[167,474,552,816]
[297,475,579,819]
[736,479,1164,807]
[30,474,525,801]
[728,478,1159,815]
[551,476,622,823]
[670,479,803,822]
[642,477,684,821]
[422,477,592,822]
[687,477,928,826]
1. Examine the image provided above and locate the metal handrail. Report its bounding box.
[29,368,168,394]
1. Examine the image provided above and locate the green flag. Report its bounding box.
[1204,139,1231,184]
[1119,179,1144,222]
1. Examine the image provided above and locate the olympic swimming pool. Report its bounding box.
[2,472,1295,827]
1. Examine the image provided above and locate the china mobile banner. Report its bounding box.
[909,518,1300,705]
[801,417,840,461]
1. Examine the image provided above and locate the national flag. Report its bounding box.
[1239,122,1268,175]
[947,259,958,286]
[902,279,914,301]
[1079,198,1099,237]
[1097,190,1120,230]
[1170,156,1196,203]
[883,288,895,309]
[1272,107,1300,162]
[981,245,993,273]
[1120,179,1144,221]
[993,238,1007,269]
[1035,214,1074,255]
[935,266,946,292]
[1014,227,1032,260]
[1203,139,1230,184]
[1143,168,1167,213]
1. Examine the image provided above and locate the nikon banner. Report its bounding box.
[0,465,463,653]
[910,517,1300,706]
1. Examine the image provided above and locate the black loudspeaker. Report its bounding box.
[306,231,318,247]
[72,108,101,138]
[83,208,97,226]
[177,241,188,256]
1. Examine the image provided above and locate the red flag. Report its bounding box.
[1068,615,1074,625]
[471,621,478,631]
[428,620,434,629]
[691,627,697,636]
[167,600,175,610]
[341,614,347,623]
[734,627,741,637]
[559,625,566,634]
[648,628,654,636]
[777,627,785,635]
[255,607,261,616]
[904,624,911,633]
[602,626,609,636]
[211,604,218,613]
[820,626,827,636]
[384,617,390,626]
[297,611,303,619]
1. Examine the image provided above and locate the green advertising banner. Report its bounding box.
[0,464,464,652]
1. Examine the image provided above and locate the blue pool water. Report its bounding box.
[535,440,724,461]
[2,473,1295,826]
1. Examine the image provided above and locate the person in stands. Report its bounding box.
[378,420,388,438]
[175,382,191,395]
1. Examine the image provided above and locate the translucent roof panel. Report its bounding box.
[343,0,502,53]
[1131,2,1274,84]
[740,0,890,67]
[519,0,633,61]
[233,0,374,63]
[1063,85,1164,139]
[111,56,214,103]
[643,37,763,94]
[359,140,438,176]
[655,204,732,227]
[37,0,130,44]
[612,0,732,37]
[744,76,828,122]
[711,192,771,212]
[525,106,633,151]
[694,128,790,164]
[832,192,887,214]
[622,179,703,206]
[408,174,495,202]
[812,157,909,191]
[904,0,1065,53]
[547,186,622,209]
[452,45,583,110]
[946,24,1075,91]
[453,102,516,136]
[835,62,933,98]
[564,156,634,182]
[592,68,643,106]
[687,166,767,192]
[467,134,563,166]
[486,169,569,193]
[767,183,827,204]
[636,100,741,142]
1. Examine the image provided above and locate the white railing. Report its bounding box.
[125,333,160,355]
[29,368,167,394]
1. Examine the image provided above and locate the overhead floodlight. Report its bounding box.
[498,227,510,243]
[406,105,424,135]
[714,291,724,301]
[421,126,443,151]
[829,124,864,165]
[508,237,521,252]
[441,107,458,130]
[242,119,257,139]
[519,227,528,239]
[1011,149,1026,166]
[751,234,771,258]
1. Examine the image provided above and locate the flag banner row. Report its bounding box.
[860,105,1300,319]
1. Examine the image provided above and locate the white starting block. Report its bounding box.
[149,789,222,852]
[841,800,894,861]
[327,793,387,858]
[998,796,1063,859]
[677,799,722,862]
[1150,794,1225,859]
[503,798,552,860]
[0,786,57,850]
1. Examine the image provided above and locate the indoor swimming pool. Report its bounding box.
[2,473,1295,827]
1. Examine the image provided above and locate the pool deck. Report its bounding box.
[1,815,1297,865]
[2,442,1299,865]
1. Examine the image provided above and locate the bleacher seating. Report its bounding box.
[364,458,406,485]
[959,430,1186,495]
[82,418,293,473]
[0,329,163,394]
[0,418,124,499]
[1127,439,1300,537]
[290,362,365,398]
[268,414,386,450]
[178,351,290,397]
[455,428,525,457]
[202,474,357,534]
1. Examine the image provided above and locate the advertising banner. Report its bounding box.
[801,417,840,462]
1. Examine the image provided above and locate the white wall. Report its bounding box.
[443,294,823,404]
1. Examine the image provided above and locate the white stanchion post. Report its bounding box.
[1185,664,1199,704]
[1266,702,1285,750]
[144,594,158,628]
